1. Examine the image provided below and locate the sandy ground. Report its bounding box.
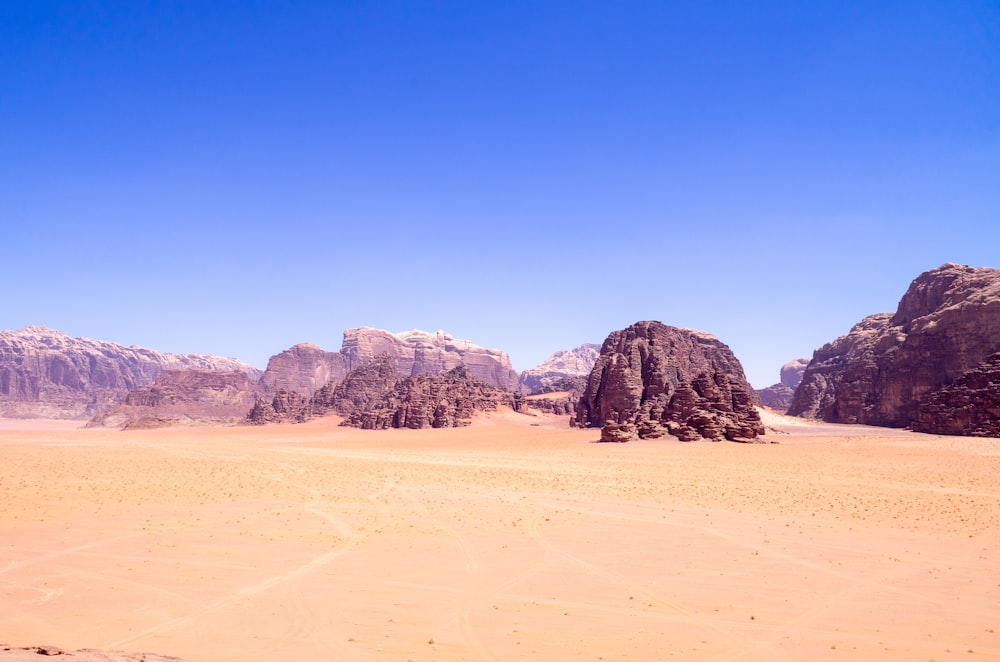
[1,410,998,661]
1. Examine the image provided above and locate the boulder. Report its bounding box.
[574,321,764,442]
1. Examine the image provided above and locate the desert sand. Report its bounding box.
[1,411,998,661]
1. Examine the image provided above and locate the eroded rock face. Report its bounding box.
[756,357,810,411]
[339,365,523,430]
[258,343,350,396]
[258,327,520,398]
[88,369,261,429]
[911,353,1000,437]
[574,321,764,442]
[0,327,259,419]
[788,264,1000,429]
[518,344,600,394]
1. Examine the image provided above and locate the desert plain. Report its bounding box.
[1,410,998,661]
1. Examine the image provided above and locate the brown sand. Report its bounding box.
[1,411,998,661]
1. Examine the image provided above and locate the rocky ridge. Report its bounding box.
[258,327,520,397]
[0,327,259,419]
[788,264,1000,431]
[518,344,600,394]
[574,321,764,442]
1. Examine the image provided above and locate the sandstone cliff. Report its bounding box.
[258,343,350,396]
[911,353,1000,436]
[574,321,764,442]
[518,344,600,394]
[89,369,262,429]
[757,357,809,411]
[258,327,520,397]
[0,327,259,419]
[788,264,1000,430]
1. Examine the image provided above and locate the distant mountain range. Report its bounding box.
[4,262,1000,438]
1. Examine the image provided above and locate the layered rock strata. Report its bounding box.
[518,344,600,394]
[258,327,520,396]
[89,369,261,429]
[0,327,259,419]
[911,353,1000,437]
[788,264,1000,430]
[574,321,764,442]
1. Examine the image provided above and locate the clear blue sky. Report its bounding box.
[2,1,998,387]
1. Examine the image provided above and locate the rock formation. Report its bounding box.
[340,365,523,430]
[246,389,311,425]
[518,344,600,394]
[911,353,1000,437]
[757,357,809,411]
[0,327,259,419]
[788,264,1000,431]
[574,321,764,442]
[258,343,349,396]
[258,327,520,398]
[89,369,262,429]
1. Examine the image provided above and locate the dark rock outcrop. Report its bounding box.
[788,264,1000,430]
[574,321,764,442]
[0,327,259,419]
[88,369,262,429]
[518,344,600,394]
[756,357,810,411]
[310,354,400,417]
[246,389,311,425]
[340,365,522,430]
[911,353,1000,436]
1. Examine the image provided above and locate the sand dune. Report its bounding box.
[1,412,998,660]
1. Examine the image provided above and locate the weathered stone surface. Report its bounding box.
[0,327,259,419]
[341,328,520,391]
[788,264,1000,429]
[246,389,311,425]
[757,383,796,411]
[258,328,521,400]
[340,365,523,430]
[600,421,638,442]
[311,354,400,417]
[911,353,1000,437]
[258,343,350,396]
[88,369,261,429]
[756,357,809,411]
[518,344,600,394]
[780,358,809,389]
[522,393,576,416]
[574,321,764,442]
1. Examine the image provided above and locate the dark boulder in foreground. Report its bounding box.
[574,321,764,442]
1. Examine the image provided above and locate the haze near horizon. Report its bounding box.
[3,1,999,387]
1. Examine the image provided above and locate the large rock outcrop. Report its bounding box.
[89,369,262,429]
[0,644,185,661]
[757,357,809,411]
[910,353,1000,437]
[258,343,350,396]
[258,327,520,398]
[340,365,522,430]
[0,327,259,419]
[574,321,764,442]
[518,344,600,394]
[788,264,1000,430]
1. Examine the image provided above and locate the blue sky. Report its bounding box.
[2,1,998,387]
